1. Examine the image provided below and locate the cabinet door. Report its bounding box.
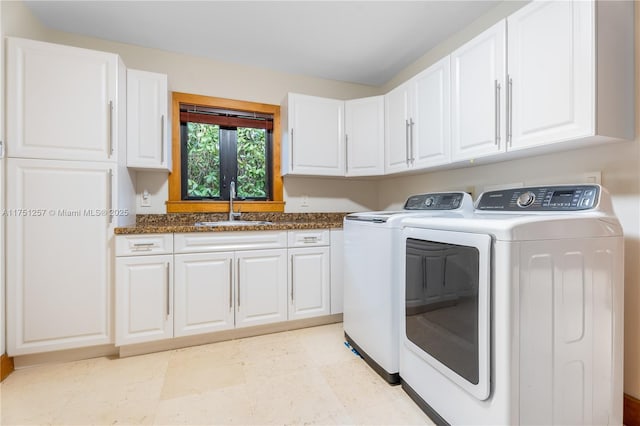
[115,255,173,346]
[6,37,118,161]
[6,159,114,355]
[451,20,506,162]
[236,249,287,327]
[345,96,384,177]
[174,252,234,337]
[127,69,171,170]
[288,247,331,320]
[384,82,411,174]
[330,229,344,314]
[288,94,345,176]
[412,56,451,169]
[507,1,594,151]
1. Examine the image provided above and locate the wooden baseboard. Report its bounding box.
[0,353,15,382]
[626,393,640,426]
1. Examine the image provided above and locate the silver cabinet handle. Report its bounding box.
[107,101,113,157]
[290,128,294,171]
[508,76,513,147]
[107,169,113,224]
[345,134,349,174]
[132,242,154,251]
[165,262,170,317]
[303,236,318,244]
[409,118,415,163]
[494,80,501,148]
[290,256,294,303]
[160,114,165,163]
[228,258,233,310]
[405,119,410,165]
[237,259,241,309]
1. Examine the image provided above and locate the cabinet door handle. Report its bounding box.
[290,128,294,171]
[237,259,241,309]
[290,256,294,303]
[165,262,170,317]
[409,118,415,163]
[508,76,513,147]
[228,258,233,310]
[160,114,165,163]
[494,80,501,149]
[107,169,113,224]
[405,119,410,165]
[107,101,113,157]
[345,134,349,174]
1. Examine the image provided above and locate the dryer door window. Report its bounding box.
[406,239,480,384]
[403,229,491,401]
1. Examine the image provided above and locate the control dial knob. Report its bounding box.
[424,197,434,207]
[517,192,536,208]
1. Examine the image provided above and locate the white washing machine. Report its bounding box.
[343,192,473,383]
[398,184,624,425]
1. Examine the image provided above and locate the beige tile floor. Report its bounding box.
[0,323,434,425]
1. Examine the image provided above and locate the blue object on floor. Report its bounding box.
[344,341,362,357]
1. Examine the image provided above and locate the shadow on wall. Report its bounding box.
[283,176,378,213]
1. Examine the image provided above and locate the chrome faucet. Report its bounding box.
[229,181,241,221]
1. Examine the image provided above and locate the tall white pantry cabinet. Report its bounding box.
[5,37,135,356]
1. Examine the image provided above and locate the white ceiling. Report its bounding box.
[24,1,500,86]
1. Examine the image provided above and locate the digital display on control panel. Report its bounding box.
[476,185,599,211]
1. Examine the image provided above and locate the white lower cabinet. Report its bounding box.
[173,252,234,337]
[329,229,344,314]
[115,234,174,346]
[287,230,331,320]
[115,229,339,347]
[236,249,288,327]
[115,255,173,346]
[288,246,330,320]
[173,248,287,336]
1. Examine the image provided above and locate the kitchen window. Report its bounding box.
[168,92,284,213]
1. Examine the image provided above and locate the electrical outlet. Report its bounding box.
[141,189,151,207]
[300,195,309,208]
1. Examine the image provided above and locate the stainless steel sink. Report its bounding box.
[194,220,273,227]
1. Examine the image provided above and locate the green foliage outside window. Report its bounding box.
[187,122,220,198]
[237,127,267,198]
[186,123,267,199]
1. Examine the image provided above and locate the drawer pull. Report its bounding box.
[132,242,155,251]
[303,236,318,243]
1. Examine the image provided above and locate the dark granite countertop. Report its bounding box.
[114,212,349,235]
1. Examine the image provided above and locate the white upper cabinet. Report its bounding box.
[385,56,452,174]
[345,96,385,177]
[507,0,634,151]
[411,56,452,169]
[384,82,411,174]
[282,93,345,176]
[451,20,507,162]
[126,69,171,171]
[6,37,120,162]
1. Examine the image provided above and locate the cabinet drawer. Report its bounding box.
[116,234,173,256]
[288,229,330,247]
[174,231,287,254]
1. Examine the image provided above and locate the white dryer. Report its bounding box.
[398,185,624,425]
[343,192,473,383]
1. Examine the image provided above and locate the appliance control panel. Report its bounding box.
[404,192,467,210]
[476,185,600,211]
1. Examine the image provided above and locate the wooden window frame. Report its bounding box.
[167,92,284,213]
